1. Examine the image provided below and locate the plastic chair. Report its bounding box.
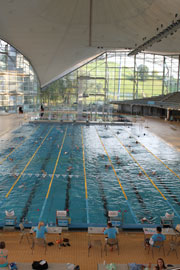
[88,235,102,257]
[31,237,47,254]
[167,240,178,258]
[148,240,165,258]
[104,238,119,256]
[19,223,30,244]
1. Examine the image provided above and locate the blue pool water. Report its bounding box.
[0,123,180,228]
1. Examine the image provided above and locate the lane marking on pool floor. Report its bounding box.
[39,128,67,221]
[125,128,180,181]
[0,125,40,165]
[111,130,180,219]
[95,128,138,224]
[81,127,90,224]
[5,126,54,198]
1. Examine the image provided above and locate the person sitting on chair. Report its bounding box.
[154,258,166,270]
[145,226,165,247]
[104,222,117,240]
[0,241,8,268]
[34,221,47,239]
[104,222,118,251]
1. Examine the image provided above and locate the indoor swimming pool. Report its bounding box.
[0,122,180,228]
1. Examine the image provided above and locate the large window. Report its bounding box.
[0,40,40,112]
[42,51,180,111]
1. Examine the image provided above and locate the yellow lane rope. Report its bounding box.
[111,130,167,200]
[46,128,67,199]
[81,127,88,199]
[95,128,128,200]
[0,126,39,165]
[126,128,180,181]
[5,126,53,198]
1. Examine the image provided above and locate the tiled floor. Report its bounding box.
[1,230,180,270]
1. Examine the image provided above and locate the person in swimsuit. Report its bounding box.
[0,241,8,268]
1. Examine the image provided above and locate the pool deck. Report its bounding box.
[1,114,180,269]
[1,114,180,151]
[0,230,179,270]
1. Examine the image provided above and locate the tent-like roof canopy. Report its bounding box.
[0,0,180,87]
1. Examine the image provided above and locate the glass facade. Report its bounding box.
[0,40,40,112]
[42,51,180,112]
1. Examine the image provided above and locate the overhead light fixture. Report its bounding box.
[128,19,180,56]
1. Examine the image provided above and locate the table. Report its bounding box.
[88,227,119,234]
[98,264,180,270]
[98,264,127,270]
[16,263,69,270]
[30,226,62,234]
[143,228,177,237]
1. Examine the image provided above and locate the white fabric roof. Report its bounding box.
[0,0,180,87]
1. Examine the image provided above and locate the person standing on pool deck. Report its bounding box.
[40,104,44,118]
[34,221,47,239]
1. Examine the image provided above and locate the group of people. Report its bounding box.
[103,224,167,270]
[0,222,169,269]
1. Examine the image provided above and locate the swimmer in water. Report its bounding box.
[64,152,68,155]
[18,184,25,189]
[67,166,72,172]
[9,158,13,162]
[152,171,156,175]
[105,164,110,169]
[41,170,47,178]
[141,217,148,223]
[138,172,142,176]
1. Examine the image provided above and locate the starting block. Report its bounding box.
[108,211,121,227]
[56,210,71,227]
[4,210,16,229]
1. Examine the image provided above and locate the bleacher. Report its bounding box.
[111,91,180,120]
[112,92,180,110]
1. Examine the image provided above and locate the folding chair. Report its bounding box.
[104,238,119,256]
[31,237,47,254]
[19,223,30,244]
[88,235,102,257]
[148,240,165,258]
[167,240,178,258]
